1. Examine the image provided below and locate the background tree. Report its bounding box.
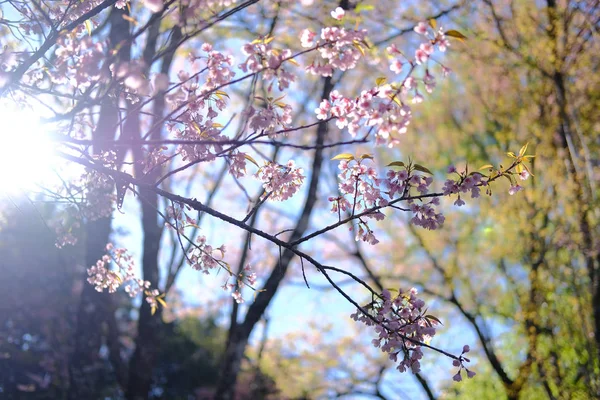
[0,1,577,400]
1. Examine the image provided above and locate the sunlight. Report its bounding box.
[0,102,57,194]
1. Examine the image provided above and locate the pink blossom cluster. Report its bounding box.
[245,99,293,137]
[196,43,236,91]
[228,151,248,179]
[187,235,227,274]
[79,153,119,221]
[442,166,485,207]
[316,87,413,147]
[239,39,296,91]
[165,204,227,274]
[52,33,107,90]
[412,21,451,64]
[350,288,439,374]
[112,60,152,96]
[141,146,170,174]
[54,224,79,248]
[87,244,153,301]
[255,160,305,201]
[221,264,258,304]
[167,100,228,165]
[302,27,368,77]
[330,159,445,241]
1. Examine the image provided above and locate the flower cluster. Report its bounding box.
[221,264,258,304]
[196,43,236,92]
[351,288,440,374]
[245,96,293,137]
[239,38,296,91]
[316,86,414,147]
[255,160,305,201]
[86,244,157,305]
[330,157,445,244]
[187,235,227,274]
[165,203,227,274]
[52,32,108,90]
[442,166,485,207]
[412,21,451,66]
[302,27,368,77]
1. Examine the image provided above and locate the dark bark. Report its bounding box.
[124,23,181,400]
[68,217,113,400]
[68,7,131,399]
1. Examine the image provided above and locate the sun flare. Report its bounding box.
[0,102,58,194]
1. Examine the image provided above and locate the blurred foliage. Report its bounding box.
[373,0,600,398]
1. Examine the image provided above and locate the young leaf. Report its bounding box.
[244,154,260,168]
[84,20,93,36]
[519,142,529,157]
[413,164,433,175]
[387,161,405,167]
[331,153,355,161]
[479,164,494,170]
[375,77,387,86]
[353,41,365,56]
[425,314,443,325]
[445,30,467,41]
[355,4,374,12]
[360,153,374,160]
[429,19,437,29]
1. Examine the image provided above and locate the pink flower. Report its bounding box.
[415,48,429,65]
[300,29,316,48]
[331,7,345,20]
[414,22,428,35]
[509,184,523,195]
[454,197,465,207]
[519,170,530,180]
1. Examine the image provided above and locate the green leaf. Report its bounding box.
[413,164,433,175]
[244,154,260,167]
[331,153,355,161]
[506,151,517,158]
[360,153,374,160]
[479,164,494,170]
[445,30,467,41]
[375,76,387,86]
[387,161,405,168]
[429,19,437,30]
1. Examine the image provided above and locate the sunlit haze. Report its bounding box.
[0,102,58,194]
